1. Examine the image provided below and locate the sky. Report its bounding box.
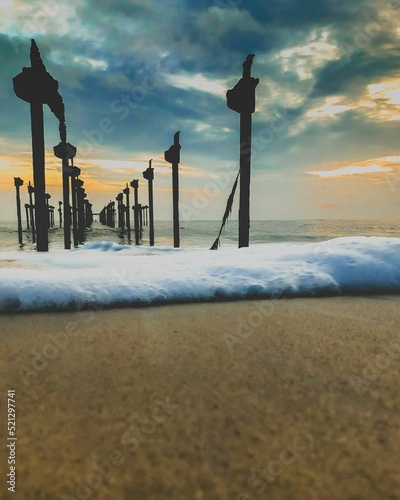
[1,0,400,221]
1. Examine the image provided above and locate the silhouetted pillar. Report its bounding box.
[30,101,47,250]
[27,100,47,250]
[116,193,123,228]
[123,184,131,241]
[54,142,76,249]
[130,180,140,245]
[14,177,24,245]
[45,193,51,229]
[99,207,106,225]
[27,182,36,244]
[49,206,54,228]
[106,203,110,227]
[111,202,116,228]
[58,201,63,228]
[106,201,114,228]
[142,206,146,226]
[138,203,143,231]
[164,132,181,248]
[227,54,259,248]
[70,166,81,247]
[83,200,87,228]
[143,160,155,246]
[25,204,30,230]
[13,41,66,252]
[76,182,85,244]
[84,200,92,228]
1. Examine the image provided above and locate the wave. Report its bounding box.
[1,237,400,312]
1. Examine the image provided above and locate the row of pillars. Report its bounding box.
[14,177,57,246]
[100,159,155,246]
[14,40,258,251]
[98,54,257,251]
[14,176,93,247]
[13,40,94,251]
[54,142,94,248]
[100,130,180,248]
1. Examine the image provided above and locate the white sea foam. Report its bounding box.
[0,237,400,312]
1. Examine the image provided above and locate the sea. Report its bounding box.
[1,219,400,312]
[1,219,400,251]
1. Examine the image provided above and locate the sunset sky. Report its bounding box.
[1,0,400,221]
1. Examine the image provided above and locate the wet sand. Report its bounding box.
[1,296,400,499]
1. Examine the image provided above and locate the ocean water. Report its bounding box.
[1,219,400,251]
[0,219,400,312]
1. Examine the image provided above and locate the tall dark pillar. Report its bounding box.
[164,132,181,248]
[13,40,67,252]
[227,54,259,248]
[30,101,47,250]
[143,160,155,247]
[14,177,24,246]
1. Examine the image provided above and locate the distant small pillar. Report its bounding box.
[27,182,36,244]
[99,207,106,225]
[106,201,115,228]
[84,200,92,228]
[138,203,142,231]
[49,205,54,228]
[25,203,30,230]
[45,193,51,229]
[58,201,63,228]
[14,177,24,246]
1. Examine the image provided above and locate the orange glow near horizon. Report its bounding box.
[307,156,399,178]
[0,150,215,202]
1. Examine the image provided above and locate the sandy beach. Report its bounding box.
[1,296,400,499]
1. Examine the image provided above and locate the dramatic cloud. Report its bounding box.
[1,0,400,220]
